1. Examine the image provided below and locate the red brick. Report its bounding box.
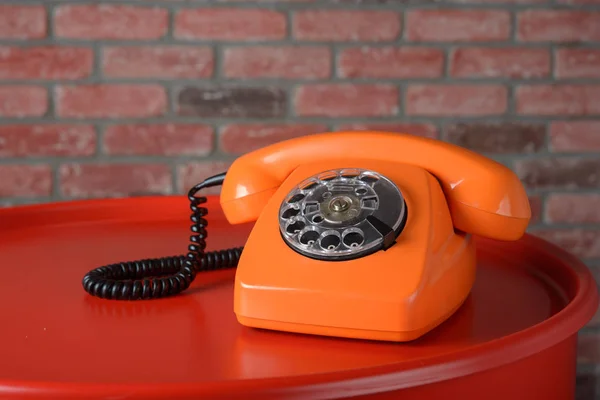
[450,47,550,78]
[223,46,330,79]
[577,335,600,364]
[0,47,93,80]
[293,10,400,42]
[294,84,399,117]
[102,46,213,78]
[55,85,166,118]
[444,122,545,153]
[59,164,172,198]
[103,124,214,156]
[177,161,233,195]
[177,86,285,118]
[516,85,600,116]
[0,165,51,197]
[0,5,46,39]
[517,10,600,42]
[406,10,510,42]
[55,5,167,40]
[336,123,438,139]
[220,124,327,154]
[555,49,600,79]
[578,372,599,398]
[546,194,600,224]
[0,86,47,118]
[338,47,444,78]
[587,309,600,329]
[174,9,285,40]
[531,229,600,259]
[0,125,95,157]
[515,157,600,189]
[406,85,507,116]
[550,121,600,152]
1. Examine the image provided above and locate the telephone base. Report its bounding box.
[233,160,479,342]
[236,294,468,342]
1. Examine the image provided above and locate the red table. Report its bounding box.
[0,196,596,399]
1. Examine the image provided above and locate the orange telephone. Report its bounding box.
[82,131,531,342]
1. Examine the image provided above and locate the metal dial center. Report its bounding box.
[330,197,350,212]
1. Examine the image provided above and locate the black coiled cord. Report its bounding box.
[82,172,244,300]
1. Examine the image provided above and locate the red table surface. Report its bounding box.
[0,196,596,399]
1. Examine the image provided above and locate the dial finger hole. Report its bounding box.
[343,230,364,248]
[300,230,320,246]
[320,232,341,251]
[318,171,338,181]
[355,187,368,195]
[282,207,300,219]
[300,180,319,191]
[286,220,305,234]
[288,193,305,203]
[359,174,379,183]
[341,169,360,178]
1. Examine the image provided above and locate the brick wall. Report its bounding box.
[1,6,599,248]
[2,2,599,256]
[0,0,600,394]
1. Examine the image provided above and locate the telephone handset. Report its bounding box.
[83,131,531,341]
